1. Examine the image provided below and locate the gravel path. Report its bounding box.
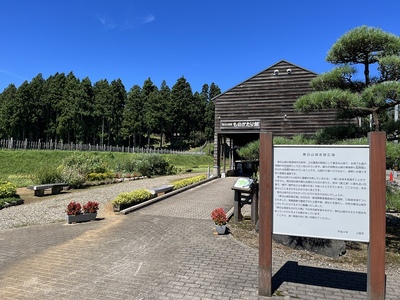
[0,174,198,230]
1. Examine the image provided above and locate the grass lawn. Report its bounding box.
[0,149,214,187]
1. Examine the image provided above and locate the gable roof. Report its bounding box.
[212,60,317,102]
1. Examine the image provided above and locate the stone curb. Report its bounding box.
[118,176,218,215]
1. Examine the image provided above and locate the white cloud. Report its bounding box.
[96,14,117,30]
[94,12,155,30]
[142,14,155,24]
[0,69,27,81]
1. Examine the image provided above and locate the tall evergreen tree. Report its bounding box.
[43,72,67,141]
[110,79,126,145]
[0,84,18,139]
[141,78,159,148]
[158,80,172,148]
[205,83,221,142]
[57,72,81,142]
[93,79,112,145]
[14,81,33,140]
[170,76,194,148]
[79,77,95,144]
[28,74,46,140]
[122,85,143,147]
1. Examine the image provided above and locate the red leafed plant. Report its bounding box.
[211,207,227,225]
[66,201,82,216]
[83,201,99,214]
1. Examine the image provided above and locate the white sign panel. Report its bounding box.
[273,146,369,242]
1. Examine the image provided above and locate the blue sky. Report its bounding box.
[1,0,399,94]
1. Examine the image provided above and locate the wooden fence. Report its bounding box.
[0,138,205,155]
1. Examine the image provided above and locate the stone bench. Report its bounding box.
[26,183,69,197]
[149,185,174,197]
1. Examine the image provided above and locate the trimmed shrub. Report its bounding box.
[112,189,154,206]
[0,180,17,198]
[86,172,115,181]
[172,174,207,190]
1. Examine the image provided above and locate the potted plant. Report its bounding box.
[66,201,99,224]
[83,201,99,214]
[211,207,228,235]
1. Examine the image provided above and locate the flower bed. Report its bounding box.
[112,174,209,212]
[0,180,22,209]
[112,189,154,211]
[171,174,207,190]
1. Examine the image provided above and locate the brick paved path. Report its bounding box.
[0,177,399,299]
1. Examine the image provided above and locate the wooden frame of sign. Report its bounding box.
[258,131,386,300]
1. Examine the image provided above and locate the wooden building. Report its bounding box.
[212,60,351,176]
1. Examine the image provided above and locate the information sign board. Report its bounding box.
[273,145,369,242]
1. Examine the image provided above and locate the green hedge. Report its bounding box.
[0,180,17,198]
[111,189,154,206]
[111,174,208,208]
[86,172,115,181]
[171,174,207,190]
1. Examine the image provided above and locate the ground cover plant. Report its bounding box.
[171,174,207,190]
[112,188,154,208]
[111,174,209,211]
[0,179,21,209]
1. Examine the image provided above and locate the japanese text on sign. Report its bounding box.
[220,120,260,129]
[273,146,369,242]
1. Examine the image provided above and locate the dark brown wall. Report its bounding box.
[214,60,348,137]
[212,60,353,174]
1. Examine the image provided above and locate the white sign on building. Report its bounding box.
[273,145,370,242]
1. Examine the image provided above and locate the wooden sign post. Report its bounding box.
[258,132,273,296]
[367,132,386,300]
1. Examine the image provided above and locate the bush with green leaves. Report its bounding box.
[386,182,400,212]
[172,174,207,190]
[112,189,154,206]
[115,154,176,177]
[34,165,63,184]
[58,152,112,188]
[0,180,17,198]
[59,166,86,188]
[115,157,137,173]
[86,172,115,181]
[133,154,176,177]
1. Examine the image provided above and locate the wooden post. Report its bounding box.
[251,184,259,225]
[233,190,243,222]
[259,132,273,297]
[367,132,386,300]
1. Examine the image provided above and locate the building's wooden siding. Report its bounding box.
[212,60,354,175]
[214,60,348,137]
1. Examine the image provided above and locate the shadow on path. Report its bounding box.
[272,261,367,293]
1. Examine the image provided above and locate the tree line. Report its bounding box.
[0,72,221,149]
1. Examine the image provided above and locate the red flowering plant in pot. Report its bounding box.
[65,201,99,224]
[83,201,99,214]
[211,207,228,235]
[66,201,82,216]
